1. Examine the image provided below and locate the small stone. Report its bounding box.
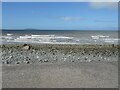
[64,58,67,61]
[26,61,30,64]
[88,59,92,62]
[16,62,20,64]
[44,59,48,62]
[71,60,74,62]
[36,56,39,58]
[6,61,10,64]
[9,50,12,53]
[9,56,13,59]
[84,57,88,60]
[39,59,42,62]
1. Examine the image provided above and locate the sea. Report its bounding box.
[1,30,119,45]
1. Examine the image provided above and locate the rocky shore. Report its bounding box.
[1,44,119,65]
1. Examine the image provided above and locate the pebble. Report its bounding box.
[16,62,20,64]
[22,45,30,50]
[9,56,13,59]
[84,57,88,60]
[63,58,67,61]
[26,61,30,64]
[1,45,118,65]
[44,59,48,62]
[36,56,39,59]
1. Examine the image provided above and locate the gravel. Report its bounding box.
[1,44,119,65]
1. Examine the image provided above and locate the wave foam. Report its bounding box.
[1,34,119,45]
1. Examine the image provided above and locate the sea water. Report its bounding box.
[1,30,119,45]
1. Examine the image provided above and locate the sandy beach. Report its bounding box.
[2,62,118,88]
[1,44,119,88]
[2,1,119,88]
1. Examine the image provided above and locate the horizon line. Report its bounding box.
[1,29,118,31]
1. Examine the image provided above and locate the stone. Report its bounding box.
[36,56,39,58]
[16,62,20,64]
[78,58,80,60]
[22,44,31,50]
[9,56,13,59]
[44,59,48,62]
[88,59,92,62]
[23,46,30,50]
[84,57,88,60]
[26,61,30,64]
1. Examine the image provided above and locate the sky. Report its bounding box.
[2,2,118,30]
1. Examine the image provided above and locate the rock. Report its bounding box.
[9,50,12,53]
[26,61,30,64]
[9,56,13,59]
[44,59,48,62]
[16,62,20,64]
[36,56,39,59]
[6,61,10,64]
[64,57,67,61]
[71,60,74,62]
[23,46,30,50]
[22,44,31,50]
[39,59,42,62]
[84,57,88,60]
[88,59,92,62]
[53,52,55,55]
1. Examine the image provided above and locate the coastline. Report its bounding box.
[1,44,119,64]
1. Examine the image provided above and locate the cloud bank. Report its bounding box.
[89,2,118,9]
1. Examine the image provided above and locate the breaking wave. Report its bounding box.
[1,34,119,45]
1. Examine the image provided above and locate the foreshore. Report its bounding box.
[1,44,119,64]
[1,44,119,88]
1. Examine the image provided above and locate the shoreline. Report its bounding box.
[1,44,119,65]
